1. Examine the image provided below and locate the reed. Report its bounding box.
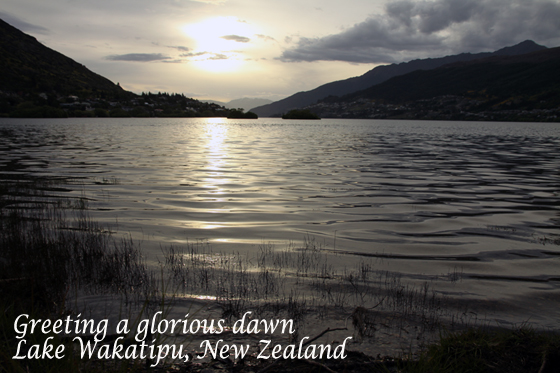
[0,179,156,308]
[0,178,170,371]
[161,235,479,350]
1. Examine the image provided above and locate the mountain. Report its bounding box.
[0,18,236,118]
[0,18,127,98]
[343,47,560,103]
[204,98,272,112]
[250,40,547,117]
[226,98,272,111]
[306,47,560,121]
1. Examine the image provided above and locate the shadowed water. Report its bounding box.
[1,117,559,338]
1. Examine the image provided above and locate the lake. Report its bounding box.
[1,117,559,353]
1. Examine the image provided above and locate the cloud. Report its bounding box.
[105,53,172,62]
[161,59,184,63]
[168,45,190,52]
[280,0,560,64]
[279,16,443,63]
[180,52,230,60]
[221,35,251,43]
[0,12,49,34]
[180,52,208,57]
[392,0,482,34]
[209,53,228,60]
[256,34,277,43]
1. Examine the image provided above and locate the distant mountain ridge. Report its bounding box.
[303,46,560,121]
[204,97,272,112]
[342,46,560,103]
[250,40,547,116]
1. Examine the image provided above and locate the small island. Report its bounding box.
[227,109,258,119]
[281,109,320,120]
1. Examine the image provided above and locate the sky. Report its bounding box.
[2,0,560,102]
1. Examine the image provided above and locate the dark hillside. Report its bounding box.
[250,40,547,116]
[303,46,560,121]
[343,47,560,104]
[0,19,128,98]
[0,19,234,118]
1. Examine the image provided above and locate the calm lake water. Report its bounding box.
[1,117,559,335]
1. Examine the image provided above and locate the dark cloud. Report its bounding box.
[105,53,172,62]
[0,12,49,34]
[280,0,560,64]
[221,35,251,43]
[280,15,442,63]
[400,0,482,33]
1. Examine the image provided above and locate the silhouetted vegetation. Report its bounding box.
[401,328,560,373]
[8,102,68,118]
[227,108,258,118]
[282,109,320,119]
[0,89,236,118]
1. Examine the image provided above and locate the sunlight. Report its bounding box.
[202,120,229,191]
[183,17,254,53]
[204,120,227,163]
[182,17,256,73]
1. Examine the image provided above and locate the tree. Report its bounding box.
[282,109,320,119]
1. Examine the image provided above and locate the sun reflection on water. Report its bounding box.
[203,119,228,187]
[200,119,230,229]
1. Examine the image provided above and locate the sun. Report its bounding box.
[182,17,256,72]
